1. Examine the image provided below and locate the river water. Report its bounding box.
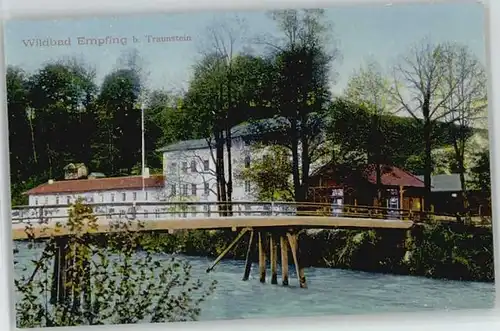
[13,242,495,322]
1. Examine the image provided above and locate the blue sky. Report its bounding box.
[4,2,486,96]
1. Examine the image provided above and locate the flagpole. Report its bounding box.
[141,102,146,192]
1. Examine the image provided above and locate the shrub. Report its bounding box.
[14,199,216,328]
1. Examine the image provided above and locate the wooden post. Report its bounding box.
[399,185,405,219]
[270,234,278,285]
[287,232,307,288]
[258,232,266,283]
[280,235,289,286]
[242,230,255,281]
[399,186,404,208]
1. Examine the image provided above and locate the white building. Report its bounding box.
[19,175,167,223]
[18,119,299,223]
[158,119,297,217]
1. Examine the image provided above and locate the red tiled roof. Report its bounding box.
[361,164,425,188]
[312,162,425,188]
[24,175,165,195]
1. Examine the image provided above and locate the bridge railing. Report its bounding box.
[10,201,455,225]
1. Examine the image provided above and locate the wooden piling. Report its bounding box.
[258,232,266,283]
[242,230,255,281]
[287,232,307,289]
[280,235,289,286]
[270,234,278,285]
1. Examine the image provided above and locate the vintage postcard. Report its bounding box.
[5,1,494,328]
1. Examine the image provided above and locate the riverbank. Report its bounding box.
[138,222,494,282]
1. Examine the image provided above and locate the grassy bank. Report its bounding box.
[138,223,494,283]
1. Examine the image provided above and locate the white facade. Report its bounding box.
[161,132,301,217]
[161,136,262,216]
[28,187,163,206]
[18,186,167,224]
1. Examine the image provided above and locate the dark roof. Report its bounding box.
[416,174,461,192]
[24,175,165,195]
[157,117,289,153]
[312,163,425,188]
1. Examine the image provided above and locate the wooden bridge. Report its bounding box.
[11,200,457,299]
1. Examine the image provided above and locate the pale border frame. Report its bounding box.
[0,0,499,330]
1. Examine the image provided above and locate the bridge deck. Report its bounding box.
[11,216,413,240]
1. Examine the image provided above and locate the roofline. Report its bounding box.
[157,141,209,153]
[157,118,285,153]
[23,174,164,196]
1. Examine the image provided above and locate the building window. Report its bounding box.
[170,162,177,173]
[44,197,49,204]
[244,205,251,216]
[204,182,210,196]
[66,196,71,204]
[170,184,176,196]
[190,206,196,217]
[181,184,188,196]
[244,155,251,168]
[55,196,59,205]
[145,191,148,201]
[182,162,188,173]
[121,193,126,201]
[155,209,160,218]
[190,160,197,172]
[120,210,126,218]
[35,198,38,206]
[133,192,137,201]
[191,184,197,196]
[100,194,104,203]
[111,194,115,202]
[108,208,115,219]
[204,205,210,217]
[203,159,209,171]
[244,180,251,193]
[143,210,148,218]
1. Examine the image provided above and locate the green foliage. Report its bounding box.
[138,230,249,260]
[238,144,294,201]
[139,226,494,283]
[327,98,478,174]
[7,55,166,205]
[470,150,491,194]
[407,224,493,281]
[15,199,216,327]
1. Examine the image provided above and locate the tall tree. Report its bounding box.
[27,59,97,179]
[184,54,228,205]
[199,17,251,212]
[344,60,395,205]
[265,9,338,202]
[7,66,32,182]
[93,67,142,176]
[439,43,487,215]
[392,39,454,212]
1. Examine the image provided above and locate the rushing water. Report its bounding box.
[13,242,495,322]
